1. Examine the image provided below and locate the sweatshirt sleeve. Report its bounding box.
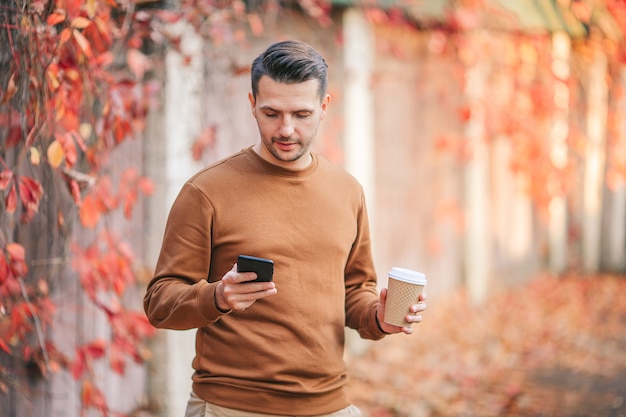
[344,193,387,340]
[144,182,229,330]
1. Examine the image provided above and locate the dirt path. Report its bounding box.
[345,274,626,417]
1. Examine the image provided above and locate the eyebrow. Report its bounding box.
[259,105,314,113]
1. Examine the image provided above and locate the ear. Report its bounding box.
[248,92,257,118]
[320,93,331,120]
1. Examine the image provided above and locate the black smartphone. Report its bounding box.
[237,255,274,282]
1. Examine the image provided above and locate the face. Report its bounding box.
[249,76,330,170]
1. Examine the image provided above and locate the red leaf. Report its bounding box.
[191,126,216,161]
[84,339,106,359]
[0,339,11,354]
[0,170,13,190]
[6,125,21,147]
[60,132,78,167]
[69,179,81,205]
[17,176,43,222]
[109,343,126,375]
[5,184,17,213]
[0,253,10,283]
[6,243,28,277]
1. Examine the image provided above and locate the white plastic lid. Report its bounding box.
[388,267,427,285]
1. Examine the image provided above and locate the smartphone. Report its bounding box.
[237,255,274,282]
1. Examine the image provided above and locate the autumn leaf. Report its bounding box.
[60,132,78,167]
[3,73,17,103]
[85,0,97,18]
[0,252,10,283]
[6,243,28,277]
[29,147,41,165]
[71,16,91,29]
[126,48,152,80]
[0,339,11,354]
[138,178,155,195]
[47,140,65,168]
[17,176,43,223]
[191,126,216,161]
[46,11,66,26]
[5,184,17,213]
[72,29,93,57]
[0,170,13,190]
[59,27,72,45]
[84,339,106,359]
[81,380,108,412]
[71,351,85,379]
[5,125,21,147]
[109,343,126,375]
[79,194,101,228]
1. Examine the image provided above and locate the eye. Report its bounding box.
[296,113,311,119]
[264,112,278,118]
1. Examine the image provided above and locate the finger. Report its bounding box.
[409,302,427,313]
[408,313,423,323]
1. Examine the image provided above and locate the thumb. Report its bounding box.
[379,287,388,307]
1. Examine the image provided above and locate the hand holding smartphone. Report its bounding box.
[237,255,274,282]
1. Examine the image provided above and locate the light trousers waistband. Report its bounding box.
[184,391,362,417]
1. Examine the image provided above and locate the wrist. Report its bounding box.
[375,313,392,335]
[214,282,231,313]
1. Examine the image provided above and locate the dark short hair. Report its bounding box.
[251,40,328,100]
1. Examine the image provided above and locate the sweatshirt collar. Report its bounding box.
[244,146,318,178]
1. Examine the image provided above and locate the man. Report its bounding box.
[143,40,427,417]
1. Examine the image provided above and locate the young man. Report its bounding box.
[143,40,427,417]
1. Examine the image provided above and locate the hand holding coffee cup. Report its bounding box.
[383,267,427,328]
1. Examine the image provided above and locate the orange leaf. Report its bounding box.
[47,140,65,168]
[3,73,17,103]
[46,11,66,26]
[79,194,101,228]
[85,0,97,18]
[59,27,72,45]
[81,380,107,411]
[72,29,92,57]
[71,16,91,29]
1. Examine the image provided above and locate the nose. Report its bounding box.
[278,116,294,138]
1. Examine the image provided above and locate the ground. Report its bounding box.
[345,274,626,417]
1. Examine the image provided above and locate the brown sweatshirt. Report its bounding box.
[143,147,386,415]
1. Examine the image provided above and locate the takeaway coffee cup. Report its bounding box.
[383,267,427,327]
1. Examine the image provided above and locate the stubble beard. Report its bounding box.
[267,138,312,162]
